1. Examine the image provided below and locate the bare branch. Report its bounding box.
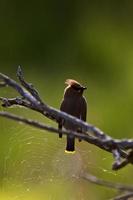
[0,110,128,164]
[0,111,89,140]
[82,172,133,192]
[1,68,133,199]
[0,69,111,138]
[113,192,133,200]
[0,97,40,112]
[0,97,28,107]
[0,111,121,156]
[0,67,133,170]
[17,66,43,103]
[82,172,133,200]
[0,72,38,107]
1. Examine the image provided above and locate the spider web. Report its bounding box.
[0,111,124,199]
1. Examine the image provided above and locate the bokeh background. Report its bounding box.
[0,1,133,199]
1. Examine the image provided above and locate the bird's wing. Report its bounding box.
[59,99,68,127]
[58,99,66,137]
[80,96,87,122]
[60,99,66,112]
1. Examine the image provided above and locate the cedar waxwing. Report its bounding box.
[58,79,87,152]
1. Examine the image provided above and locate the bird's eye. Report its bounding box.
[72,85,81,91]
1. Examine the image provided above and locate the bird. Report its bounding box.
[58,79,87,152]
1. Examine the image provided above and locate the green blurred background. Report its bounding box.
[0,1,133,199]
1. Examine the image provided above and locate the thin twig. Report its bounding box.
[82,172,133,192]
[82,172,133,200]
[113,192,133,200]
[0,111,89,139]
[17,66,43,103]
[0,110,127,160]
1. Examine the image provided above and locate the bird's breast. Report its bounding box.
[60,97,83,131]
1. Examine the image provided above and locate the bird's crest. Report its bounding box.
[65,79,87,90]
[65,79,80,86]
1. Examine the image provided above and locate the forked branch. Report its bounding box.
[0,67,133,171]
[0,67,133,200]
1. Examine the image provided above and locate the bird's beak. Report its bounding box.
[82,86,87,90]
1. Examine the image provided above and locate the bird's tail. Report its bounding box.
[65,135,75,152]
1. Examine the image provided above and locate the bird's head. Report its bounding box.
[65,79,87,95]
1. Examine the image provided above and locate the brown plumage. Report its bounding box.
[58,79,87,152]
